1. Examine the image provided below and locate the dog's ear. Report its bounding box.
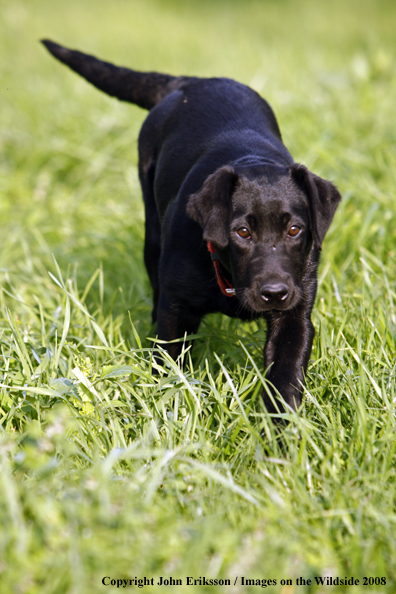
[186,166,238,248]
[291,163,341,250]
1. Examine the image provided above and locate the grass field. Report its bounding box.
[1,0,396,592]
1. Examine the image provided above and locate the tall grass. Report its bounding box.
[1,0,396,592]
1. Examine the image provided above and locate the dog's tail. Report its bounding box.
[41,39,191,110]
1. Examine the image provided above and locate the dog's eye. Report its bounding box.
[287,225,301,237]
[237,227,251,240]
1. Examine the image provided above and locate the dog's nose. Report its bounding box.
[260,283,289,303]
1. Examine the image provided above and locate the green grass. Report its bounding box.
[1,0,396,592]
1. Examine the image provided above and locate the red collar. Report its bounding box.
[207,242,235,297]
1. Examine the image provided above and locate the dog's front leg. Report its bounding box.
[263,310,315,414]
[156,293,202,361]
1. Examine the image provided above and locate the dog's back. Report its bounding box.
[138,76,293,214]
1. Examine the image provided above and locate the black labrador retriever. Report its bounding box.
[42,40,341,414]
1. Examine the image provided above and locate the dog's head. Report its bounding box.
[187,163,341,312]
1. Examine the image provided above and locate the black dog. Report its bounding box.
[42,40,341,414]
